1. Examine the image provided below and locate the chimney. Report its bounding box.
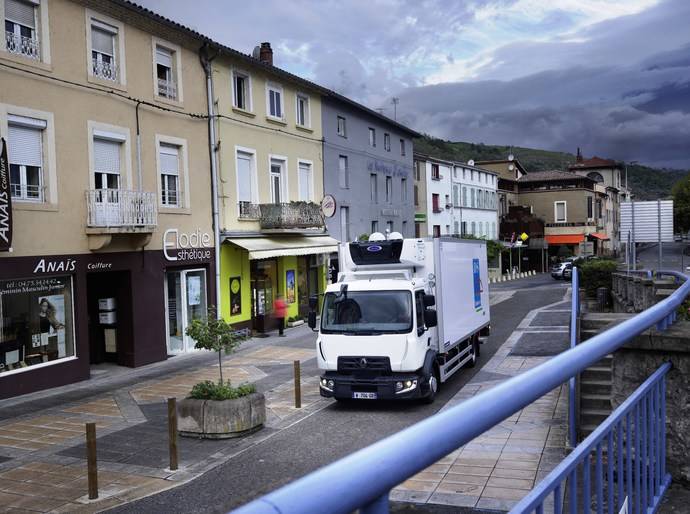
[258,42,273,66]
[576,147,583,163]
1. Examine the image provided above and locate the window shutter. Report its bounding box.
[5,0,36,28]
[299,162,311,201]
[92,26,114,55]
[236,152,253,202]
[159,144,179,175]
[93,138,121,174]
[156,47,173,68]
[8,123,43,167]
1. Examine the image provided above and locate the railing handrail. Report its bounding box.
[513,362,671,512]
[232,270,690,514]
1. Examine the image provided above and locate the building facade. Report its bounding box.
[0,0,215,398]
[321,97,416,243]
[212,43,334,332]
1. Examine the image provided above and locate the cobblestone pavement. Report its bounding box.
[0,326,325,513]
[392,295,571,511]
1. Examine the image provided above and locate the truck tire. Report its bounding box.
[466,339,479,368]
[422,366,440,404]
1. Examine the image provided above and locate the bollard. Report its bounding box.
[86,422,98,499]
[294,360,302,408]
[167,397,178,471]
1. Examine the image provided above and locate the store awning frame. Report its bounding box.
[545,234,585,245]
[223,235,340,260]
[589,232,610,241]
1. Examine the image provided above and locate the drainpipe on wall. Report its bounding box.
[135,102,143,191]
[200,43,222,318]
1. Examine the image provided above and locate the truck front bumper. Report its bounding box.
[319,371,426,400]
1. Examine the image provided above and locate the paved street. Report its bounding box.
[0,273,571,513]
[634,241,690,273]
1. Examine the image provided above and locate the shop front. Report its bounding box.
[0,238,214,399]
[220,235,337,334]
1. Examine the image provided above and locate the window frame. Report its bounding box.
[368,127,376,147]
[231,68,253,112]
[400,138,405,156]
[1,0,51,65]
[85,10,126,87]
[401,178,407,202]
[152,37,183,103]
[384,133,390,152]
[87,120,132,191]
[266,82,285,121]
[337,116,347,137]
[295,92,311,128]
[297,158,314,201]
[338,154,349,189]
[155,134,189,211]
[554,201,567,223]
[385,176,393,203]
[268,154,288,204]
[234,145,259,217]
[7,115,45,203]
[370,173,378,203]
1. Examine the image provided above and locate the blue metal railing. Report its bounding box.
[232,270,690,514]
[513,362,671,514]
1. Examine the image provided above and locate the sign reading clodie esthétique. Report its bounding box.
[163,228,213,261]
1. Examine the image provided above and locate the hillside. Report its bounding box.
[413,136,688,200]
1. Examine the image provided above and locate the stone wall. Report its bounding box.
[611,322,690,485]
[611,273,675,314]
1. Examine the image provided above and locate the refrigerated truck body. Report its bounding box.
[311,237,490,402]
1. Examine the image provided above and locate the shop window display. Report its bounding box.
[0,276,75,373]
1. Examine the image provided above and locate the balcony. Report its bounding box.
[238,201,261,220]
[5,32,40,60]
[258,202,324,231]
[157,78,178,100]
[92,59,118,82]
[85,189,157,231]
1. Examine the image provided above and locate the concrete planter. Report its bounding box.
[287,319,304,328]
[177,392,266,439]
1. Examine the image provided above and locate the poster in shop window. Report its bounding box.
[37,295,66,357]
[0,138,13,252]
[286,270,296,304]
[187,276,201,306]
[229,276,241,315]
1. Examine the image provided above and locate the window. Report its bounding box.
[587,196,593,219]
[471,188,476,208]
[454,221,459,235]
[463,169,466,179]
[90,20,118,81]
[452,185,459,207]
[269,158,285,203]
[446,224,450,234]
[431,163,440,180]
[385,176,392,203]
[0,276,75,374]
[337,116,346,137]
[432,193,440,213]
[462,187,467,207]
[414,185,419,206]
[555,201,567,222]
[369,127,376,147]
[93,137,122,191]
[596,199,603,219]
[267,83,283,119]
[4,0,39,60]
[384,133,390,151]
[478,190,483,209]
[159,143,180,206]
[401,178,407,202]
[296,93,310,127]
[338,155,348,189]
[433,225,441,238]
[386,221,393,233]
[492,222,496,239]
[414,161,421,181]
[236,149,256,213]
[479,222,484,237]
[445,194,450,208]
[370,174,378,203]
[340,206,349,241]
[402,220,407,236]
[8,115,45,202]
[471,221,476,235]
[232,70,251,111]
[155,45,177,100]
[371,220,379,234]
[298,161,312,201]
[462,221,467,236]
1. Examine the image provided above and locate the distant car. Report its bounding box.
[562,263,573,281]
[675,234,683,242]
[551,262,568,280]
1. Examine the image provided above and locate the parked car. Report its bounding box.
[562,263,573,281]
[551,262,569,280]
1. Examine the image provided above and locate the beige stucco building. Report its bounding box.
[0,0,215,398]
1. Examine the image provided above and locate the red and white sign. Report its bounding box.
[321,195,336,218]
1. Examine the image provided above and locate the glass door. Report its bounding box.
[165,268,207,354]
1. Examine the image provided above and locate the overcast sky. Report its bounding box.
[141,0,690,169]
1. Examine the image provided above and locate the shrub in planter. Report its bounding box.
[579,259,618,298]
[178,308,265,438]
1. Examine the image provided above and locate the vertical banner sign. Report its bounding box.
[0,138,13,251]
[473,258,482,310]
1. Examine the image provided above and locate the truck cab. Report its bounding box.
[310,235,490,403]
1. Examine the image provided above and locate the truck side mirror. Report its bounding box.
[424,309,438,328]
[309,295,318,310]
[308,311,317,330]
[423,294,436,307]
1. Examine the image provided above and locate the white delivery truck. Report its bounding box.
[307,235,490,403]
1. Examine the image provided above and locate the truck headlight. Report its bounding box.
[320,378,334,392]
[395,379,418,394]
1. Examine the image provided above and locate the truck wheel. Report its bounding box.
[466,339,479,368]
[422,367,440,404]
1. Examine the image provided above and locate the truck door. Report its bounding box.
[415,290,426,338]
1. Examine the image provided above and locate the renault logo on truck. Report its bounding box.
[358,358,368,368]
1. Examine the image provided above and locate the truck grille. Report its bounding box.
[337,356,391,375]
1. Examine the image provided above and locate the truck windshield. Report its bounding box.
[321,290,412,334]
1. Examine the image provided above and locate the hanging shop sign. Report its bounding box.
[163,228,213,262]
[321,195,336,218]
[0,138,13,252]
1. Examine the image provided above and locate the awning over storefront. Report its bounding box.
[589,232,610,241]
[545,234,585,245]
[224,235,340,260]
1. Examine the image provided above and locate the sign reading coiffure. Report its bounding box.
[163,228,212,261]
[0,138,12,251]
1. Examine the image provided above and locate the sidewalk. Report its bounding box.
[392,295,572,511]
[0,325,324,513]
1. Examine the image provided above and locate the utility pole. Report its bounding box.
[391,97,399,121]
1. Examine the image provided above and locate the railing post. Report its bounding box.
[568,267,579,447]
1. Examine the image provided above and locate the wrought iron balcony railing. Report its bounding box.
[157,78,178,100]
[258,202,323,230]
[85,189,157,229]
[238,201,261,220]
[92,59,118,82]
[5,32,40,60]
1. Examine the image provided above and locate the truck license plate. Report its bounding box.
[352,392,377,399]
